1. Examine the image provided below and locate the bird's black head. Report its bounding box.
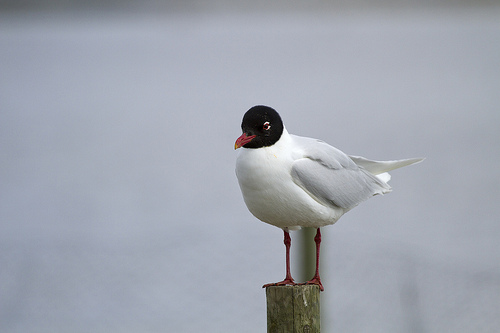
[235,105,284,149]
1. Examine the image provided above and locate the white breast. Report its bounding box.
[235,130,345,230]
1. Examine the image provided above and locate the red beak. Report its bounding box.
[234,133,256,149]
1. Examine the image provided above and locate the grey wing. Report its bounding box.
[290,137,391,209]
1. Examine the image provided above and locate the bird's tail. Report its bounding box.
[349,156,424,183]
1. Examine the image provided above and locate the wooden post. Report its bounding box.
[266,285,320,333]
[299,227,316,282]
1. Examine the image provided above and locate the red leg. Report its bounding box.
[263,230,296,288]
[303,228,324,291]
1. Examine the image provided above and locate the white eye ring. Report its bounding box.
[263,121,271,130]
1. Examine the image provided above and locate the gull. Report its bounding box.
[235,105,423,291]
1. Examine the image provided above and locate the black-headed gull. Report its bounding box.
[235,105,423,291]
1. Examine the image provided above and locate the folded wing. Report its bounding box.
[290,137,392,210]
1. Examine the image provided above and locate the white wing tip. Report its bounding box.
[376,172,391,183]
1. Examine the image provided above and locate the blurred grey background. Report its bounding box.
[1,1,499,332]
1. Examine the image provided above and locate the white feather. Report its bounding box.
[236,128,423,230]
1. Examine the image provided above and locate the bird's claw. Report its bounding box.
[300,276,324,291]
[263,277,297,288]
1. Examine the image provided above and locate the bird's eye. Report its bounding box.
[263,122,271,131]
